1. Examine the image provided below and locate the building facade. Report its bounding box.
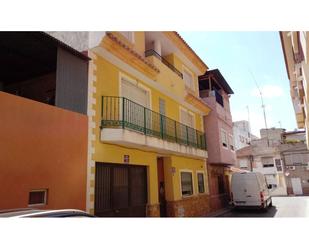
[199,69,236,212]
[279,130,309,195]
[236,128,287,196]
[0,32,89,210]
[233,120,259,150]
[280,31,309,147]
[86,32,211,217]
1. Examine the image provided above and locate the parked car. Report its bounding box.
[231,172,272,210]
[0,208,94,217]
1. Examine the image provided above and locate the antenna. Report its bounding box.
[249,69,269,146]
[246,105,251,142]
[278,121,282,128]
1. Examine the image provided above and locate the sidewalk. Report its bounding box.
[205,206,233,217]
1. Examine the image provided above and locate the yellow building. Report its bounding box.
[87,31,211,217]
[280,32,309,147]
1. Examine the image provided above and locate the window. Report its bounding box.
[180,108,195,128]
[240,135,244,143]
[239,158,249,168]
[181,172,193,196]
[197,173,205,194]
[218,175,225,194]
[121,78,149,107]
[262,157,274,168]
[28,189,47,206]
[183,68,194,90]
[159,98,166,115]
[221,129,228,148]
[274,159,283,172]
[229,134,234,151]
[120,31,134,43]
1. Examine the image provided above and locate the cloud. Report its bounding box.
[250,84,284,98]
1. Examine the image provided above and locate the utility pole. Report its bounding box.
[278,121,282,128]
[249,70,269,146]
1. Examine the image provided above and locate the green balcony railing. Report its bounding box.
[101,96,207,150]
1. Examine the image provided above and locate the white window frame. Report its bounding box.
[196,171,206,194]
[182,65,195,92]
[221,128,228,149]
[239,158,249,168]
[179,169,195,197]
[179,106,196,129]
[229,134,235,151]
[119,31,135,43]
[119,72,152,109]
[262,157,275,168]
[28,189,48,207]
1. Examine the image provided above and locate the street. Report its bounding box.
[219,196,309,217]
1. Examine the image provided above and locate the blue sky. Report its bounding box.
[180,32,297,137]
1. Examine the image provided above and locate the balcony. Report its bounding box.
[145,49,183,79]
[100,96,207,159]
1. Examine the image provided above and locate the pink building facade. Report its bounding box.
[199,69,236,212]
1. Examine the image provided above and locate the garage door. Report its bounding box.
[291,177,303,195]
[94,162,148,217]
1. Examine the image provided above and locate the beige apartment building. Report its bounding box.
[280,31,309,147]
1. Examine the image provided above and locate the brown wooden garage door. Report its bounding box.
[94,162,148,217]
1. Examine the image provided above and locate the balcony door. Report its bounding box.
[121,78,149,107]
[121,78,150,132]
[180,108,196,144]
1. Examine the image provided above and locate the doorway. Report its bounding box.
[157,157,166,217]
[291,177,303,195]
[94,162,148,217]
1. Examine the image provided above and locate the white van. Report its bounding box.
[231,172,272,210]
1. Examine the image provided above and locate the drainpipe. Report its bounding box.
[249,155,254,172]
[153,40,162,56]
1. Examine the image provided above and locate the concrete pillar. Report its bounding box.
[153,39,161,56]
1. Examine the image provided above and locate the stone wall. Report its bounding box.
[166,195,210,217]
[147,204,160,217]
[209,194,229,212]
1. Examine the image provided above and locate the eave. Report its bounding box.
[185,92,211,115]
[101,32,160,79]
[163,32,208,74]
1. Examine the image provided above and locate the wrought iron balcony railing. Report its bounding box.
[145,49,183,79]
[101,96,207,150]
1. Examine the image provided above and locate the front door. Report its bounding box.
[95,162,148,217]
[157,157,166,217]
[291,177,303,195]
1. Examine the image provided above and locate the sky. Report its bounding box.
[179,32,297,137]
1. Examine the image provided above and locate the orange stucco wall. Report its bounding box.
[0,92,88,210]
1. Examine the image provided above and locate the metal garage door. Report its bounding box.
[94,162,148,217]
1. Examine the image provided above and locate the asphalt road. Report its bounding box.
[219,196,309,217]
